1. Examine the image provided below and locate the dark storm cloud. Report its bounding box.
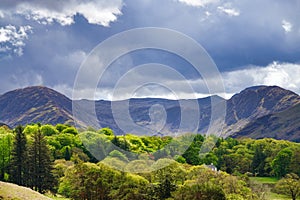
[0,0,299,99]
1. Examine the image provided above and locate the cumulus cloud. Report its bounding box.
[223,62,300,96]
[13,61,300,101]
[0,0,300,101]
[0,0,123,26]
[177,0,218,7]
[217,5,240,17]
[282,20,293,33]
[0,25,32,56]
[102,62,300,100]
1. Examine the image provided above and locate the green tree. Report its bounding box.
[109,173,149,200]
[10,125,28,185]
[289,146,300,176]
[27,129,55,193]
[151,159,185,199]
[55,124,69,132]
[0,128,12,181]
[41,124,58,136]
[173,181,226,200]
[275,173,300,200]
[59,162,121,200]
[251,144,266,176]
[272,148,293,178]
[98,127,114,136]
[64,146,71,161]
[62,127,78,135]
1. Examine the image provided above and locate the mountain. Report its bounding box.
[223,85,300,136]
[74,95,225,135]
[0,86,74,127]
[233,103,300,142]
[0,85,299,140]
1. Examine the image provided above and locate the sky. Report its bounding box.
[0,0,300,100]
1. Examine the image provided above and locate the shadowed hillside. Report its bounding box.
[0,85,299,140]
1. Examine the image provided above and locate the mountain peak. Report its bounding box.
[0,85,299,141]
[0,86,73,127]
[225,85,300,132]
[11,85,62,96]
[238,85,298,96]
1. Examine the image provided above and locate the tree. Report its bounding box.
[59,162,121,200]
[182,143,202,165]
[151,159,185,199]
[64,146,71,161]
[27,129,55,193]
[272,148,293,178]
[41,124,58,136]
[98,127,114,136]
[10,125,28,185]
[0,128,12,181]
[275,173,300,200]
[173,181,226,200]
[109,173,149,200]
[289,146,300,176]
[62,127,78,135]
[251,144,266,176]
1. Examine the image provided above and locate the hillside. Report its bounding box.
[0,85,299,140]
[233,103,300,142]
[224,85,300,136]
[0,181,52,200]
[93,95,224,135]
[0,86,74,127]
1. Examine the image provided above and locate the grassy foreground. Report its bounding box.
[0,181,52,200]
[249,176,279,184]
[268,192,291,200]
[250,177,292,200]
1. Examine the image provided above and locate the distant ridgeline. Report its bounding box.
[0,85,299,141]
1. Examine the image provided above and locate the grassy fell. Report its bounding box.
[0,181,52,200]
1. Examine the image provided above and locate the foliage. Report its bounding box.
[274,173,300,200]
[40,124,58,136]
[0,127,13,181]
[10,125,27,185]
[272,148,293,178]
[27,129,55,193]
[98,127,114,136]
[0,123,300,199]
[173,181,226,200]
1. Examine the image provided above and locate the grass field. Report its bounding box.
[268,192,291,200]
[250,177,295,200]
[45,193,70,200]
[250,176,279,184]
[0,181,70,200]
[0,181,52,200]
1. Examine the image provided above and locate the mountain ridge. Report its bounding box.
[0,85,299,140]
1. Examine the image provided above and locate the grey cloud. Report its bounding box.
[0,24,32,57]
[0,0,300,100]
[0,0,123,26]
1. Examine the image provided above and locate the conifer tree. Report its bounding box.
[64,146,71,161]
[10,125,27,186]
[27,129,55,193]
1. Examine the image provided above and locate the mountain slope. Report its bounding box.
[233,103,300,142]
[0,85,299,141]
[223,86,300,136]
[0,86,74,127]
[75,95,225,135]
